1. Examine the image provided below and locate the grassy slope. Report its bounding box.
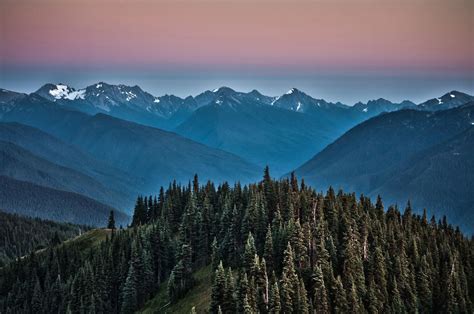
[139,265,213,314]
[8,228,110,269]
[68,229,212,313]
[61,228,113,251]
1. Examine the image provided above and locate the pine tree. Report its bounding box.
[290,219,308,269]
[269,281,281,314]
[31,278,43,313]
[141,248,155,299]
[263,226,274,273]
[131,196,147,226]
[297,278,309,314]
[210,261,226,313]
[121,262,138,314]
[389,276,404,313]
[332,275,348,313]
[371,245,388,307]
[107,210,116,230]
[312,265,329,313]
[280,243,298,313]
[243,233,257,272]
[211,237,220,271]
[263,166,276,223]
[168,243,194,303]
[417,255,432,312]
[224,267,236,313]
[243,294,254,314]
[238,272,250,313]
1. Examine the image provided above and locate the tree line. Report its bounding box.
[0,168,472,313]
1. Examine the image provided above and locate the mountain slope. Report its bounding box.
[176,87,432,175]
[0,140,131,211]
[176,88,352,174]
[371,127,474,230]
[1,94,261,190]
[0,176,128,226]
[294,103,474,230]
[0,122,142,210]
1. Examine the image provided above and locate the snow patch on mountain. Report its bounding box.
[122,91,137,101]
[271,96,280,106]
[49,84,85,100]
[296,102,302,111]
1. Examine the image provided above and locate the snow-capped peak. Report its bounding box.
[48,84,71,98]
[213,86,236,95]
[286,88,297,95]
[48,84,85,100]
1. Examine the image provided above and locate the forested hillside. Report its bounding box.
[1,171,472,313]
[0,210,87,266]
[294,103,474,231]
[0,176,129,226]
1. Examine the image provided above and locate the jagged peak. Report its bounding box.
[367,98,393,105]
[248,89,263,96]
[212,86,236,95]
[285,87,299,95]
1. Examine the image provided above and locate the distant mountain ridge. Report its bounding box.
[1,83,471,133]
[418,91,474,111]
[1,84,472,175]
[0,140,124,207]
[0,122,143,207]
[0,93,261,191]
[1,83,472,228]
[0,176,129,226]
[293,102,474,231]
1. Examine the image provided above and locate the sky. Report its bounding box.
[1,0,473,104]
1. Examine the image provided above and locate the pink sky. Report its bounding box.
[1,0,473,72]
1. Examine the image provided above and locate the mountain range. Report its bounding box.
[294,102,474,231]
[0,83,473,230]
[15,84,470,173]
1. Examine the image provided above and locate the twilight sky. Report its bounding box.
[1,0,473,104]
